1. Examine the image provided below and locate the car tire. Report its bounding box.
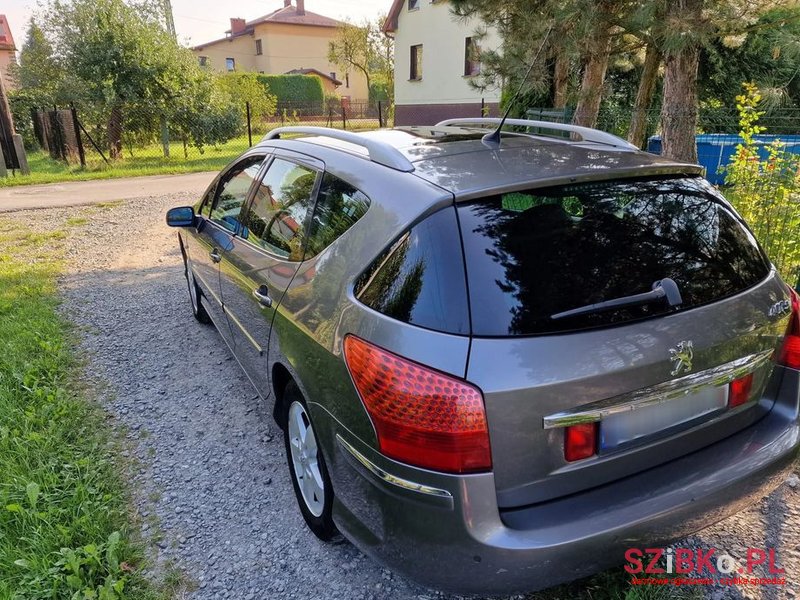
[282,381,339,541]
[185,267,211,324]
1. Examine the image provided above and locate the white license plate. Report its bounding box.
[600,385,729,450]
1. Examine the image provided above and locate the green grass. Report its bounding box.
[0,218,177,599]
[0,118,383,188]
[529,569,705,600]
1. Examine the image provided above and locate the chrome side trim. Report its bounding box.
[543,350,774,429]
[224,307,263,354]
[336,434,453,499]
[193,269,222,307]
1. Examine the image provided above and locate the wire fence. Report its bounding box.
[10,100,800,189]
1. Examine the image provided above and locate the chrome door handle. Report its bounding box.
[253,285,272,308]
[210,248,221,263]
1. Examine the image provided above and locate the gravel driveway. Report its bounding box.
[6,195,799,600]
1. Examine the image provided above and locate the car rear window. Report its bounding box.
[458,177,770,336]
[354,207,469,335]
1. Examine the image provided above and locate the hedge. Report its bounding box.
[257,74,325,104]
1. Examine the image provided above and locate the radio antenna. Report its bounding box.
[482,23,554,148]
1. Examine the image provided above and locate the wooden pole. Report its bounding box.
[71,104,87,167]
[0,73,18,170]
[13,135,30,175]
[0,142,7,178]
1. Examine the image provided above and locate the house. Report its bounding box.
[383,0,502,125]
[192,1,368,101]
[0,15,17,91]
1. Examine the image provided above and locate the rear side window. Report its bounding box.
[458,177,770,336]
[238,157,317,261]
[305,173,370,258]
[355,207,469,335]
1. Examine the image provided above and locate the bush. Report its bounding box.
[724,83,800,284]
[256,74,324,105]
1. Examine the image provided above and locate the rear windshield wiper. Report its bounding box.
[550,278,683,321]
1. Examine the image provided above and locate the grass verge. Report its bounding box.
[0,217,172,599]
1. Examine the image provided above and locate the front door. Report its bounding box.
[187,153,267,347]
[218,153,322,398]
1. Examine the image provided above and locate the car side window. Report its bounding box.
[209,155,265,234]
[305,173,371,258]
[198,180,218,217]
[238,157,318,261]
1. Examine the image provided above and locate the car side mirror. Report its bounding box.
[166,206,195,228]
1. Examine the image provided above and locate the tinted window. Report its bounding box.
[458,177,770,336]
[239,157,317,261]
[210,156,265,233]
[305,173,370,258]
[355,207,469,335]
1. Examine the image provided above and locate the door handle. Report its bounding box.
[253,284,272,308]
[210,248,221,263]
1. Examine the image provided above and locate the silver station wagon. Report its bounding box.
[167,118,800,594]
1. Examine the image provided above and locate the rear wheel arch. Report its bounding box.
[272,362,293,428]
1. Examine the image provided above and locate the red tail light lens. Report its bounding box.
[343,335,491,474]
[780,288,800,370]
[728,373,754,408]
[564,423,597,462]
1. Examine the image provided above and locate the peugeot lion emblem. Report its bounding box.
[669,340,694,376]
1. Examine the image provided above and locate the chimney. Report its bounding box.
[296,0,305,15]
[230,18,246,35]
[283,0,291,6]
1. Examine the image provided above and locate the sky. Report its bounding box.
[2,0,387,49]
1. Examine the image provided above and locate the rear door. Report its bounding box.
[457,176,791,507]
[217,152,322,398]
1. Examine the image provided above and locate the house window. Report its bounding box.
[345,73,350,88]
[226,57,235,71]
[464,37,480,76]
[410,44,423,81]
[255,39,263,55]
[408,0,419,9]
[199,56,208,67]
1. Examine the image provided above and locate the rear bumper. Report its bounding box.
[317,369,800,595]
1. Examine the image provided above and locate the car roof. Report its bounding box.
[260,126,705,200]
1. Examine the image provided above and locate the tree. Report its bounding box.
[217,72,277,125]
[328,16,394,103]
[13,20,63,101]
[42,0,209,158]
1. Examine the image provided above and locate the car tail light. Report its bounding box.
[343,335,491,474]
[728,373,754,408]
[780,288,800,370]
[564,423,597,462]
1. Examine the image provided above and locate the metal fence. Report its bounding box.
[12,100,800,183]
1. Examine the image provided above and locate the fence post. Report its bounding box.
[74,112,110,166]
[160,116,170,158]
[12,135,30,175]
[481,97,486,117]
[378,101,384,128]
[341,98,347,130]
[70,104,86,168]
[246,101,253,147]
[0,142,7,177]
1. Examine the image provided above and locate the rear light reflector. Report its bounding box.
[780,288,800,369]
[564,423,597,462]
[728,373,754,408]
[343,335,491,474]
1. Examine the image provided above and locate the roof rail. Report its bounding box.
[263,126,415,172]
[436,118,638,150]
